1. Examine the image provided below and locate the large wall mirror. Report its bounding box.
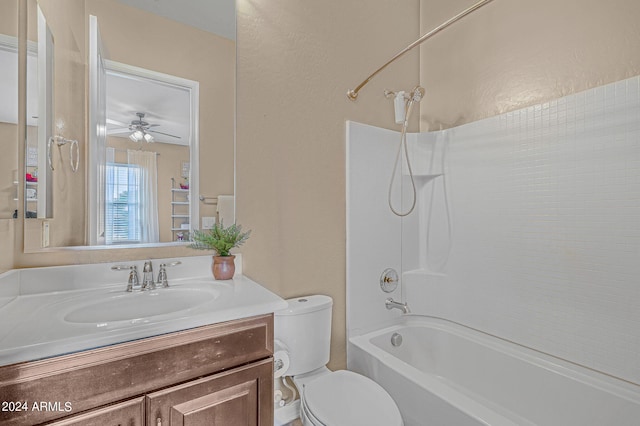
[22,0,235,251]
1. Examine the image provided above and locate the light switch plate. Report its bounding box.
[42,221,50,247]
[202,216,216,230]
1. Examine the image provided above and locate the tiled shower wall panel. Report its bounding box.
[406,76,640,384]
[346,121,408,338]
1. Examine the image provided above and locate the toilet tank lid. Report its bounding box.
[275,295,333,316]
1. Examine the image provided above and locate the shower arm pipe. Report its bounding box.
[347,0,494,101]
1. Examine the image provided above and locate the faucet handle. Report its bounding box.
[111,265,139,292]
[157,261,182,288]
[157,267,168,288]
[111,264,134,271]
[127,266,139,292]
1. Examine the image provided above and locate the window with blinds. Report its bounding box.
[105,163,141,244]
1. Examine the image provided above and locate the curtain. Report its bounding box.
[100,147,115,242]
[127,150,159,243]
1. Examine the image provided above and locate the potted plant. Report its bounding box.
[190,222,251,280]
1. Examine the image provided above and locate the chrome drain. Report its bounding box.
[391,332,403,347]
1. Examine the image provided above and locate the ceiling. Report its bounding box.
[117,0,236,41]
[105,70,191,146]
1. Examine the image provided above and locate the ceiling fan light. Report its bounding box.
[133,130,144,140]
[129,133,138,142]
[144,133,154,143]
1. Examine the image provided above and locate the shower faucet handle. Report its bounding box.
[380,268,399,293]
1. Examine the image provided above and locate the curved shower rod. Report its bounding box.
[347,0,495,101]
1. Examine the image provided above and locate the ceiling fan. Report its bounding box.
[107,112,181,143]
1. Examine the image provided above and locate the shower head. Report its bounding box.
[411,86,425,102]
[385,86,425,124]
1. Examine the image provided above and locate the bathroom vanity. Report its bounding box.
[0,256,286,425]
[1,315,273,425]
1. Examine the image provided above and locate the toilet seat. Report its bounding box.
[300,370,403,426]
[300,394,325,426]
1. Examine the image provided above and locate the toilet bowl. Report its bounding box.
[274,295,403,426]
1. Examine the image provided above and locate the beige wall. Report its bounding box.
[0,219,15,272]
[0,0,18,36]
[419,0,640,130]
[236,0,421,369]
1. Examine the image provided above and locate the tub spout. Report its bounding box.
[385,298,410,314]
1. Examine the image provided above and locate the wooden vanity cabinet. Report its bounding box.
[45,397,145,426]
[0,314,274,426]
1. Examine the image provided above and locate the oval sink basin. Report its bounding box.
[64,287,220,323]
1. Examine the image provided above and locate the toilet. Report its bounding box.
[274,295,403,426]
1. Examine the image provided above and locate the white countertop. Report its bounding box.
[0,256,287,367]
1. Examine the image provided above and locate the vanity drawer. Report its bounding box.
[0,314,273,426]
[45,397,145,426]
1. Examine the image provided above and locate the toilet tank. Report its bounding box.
[274,295,333,376]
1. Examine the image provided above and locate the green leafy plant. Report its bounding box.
[189,222,251,256]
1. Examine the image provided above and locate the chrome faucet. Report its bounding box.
[385,298,410,314]
[127,266,140,292]
[112,265,140,292]
[156,261,182,288]
[157,264,168,288]
[142,260,156,290]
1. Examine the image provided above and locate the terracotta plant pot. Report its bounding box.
[212,255,236,280]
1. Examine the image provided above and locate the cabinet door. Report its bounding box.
[46,397,145,426]
[169,381,257,426]
[147,359,272,426]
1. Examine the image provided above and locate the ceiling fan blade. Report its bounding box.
[107,127,132,135]
[147,129,181,139]
[106,118,130,127]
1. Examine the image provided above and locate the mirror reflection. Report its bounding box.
[0,0,19,220]
[23,0,235,250]
[25,1,54,220]
[101,65,194,245]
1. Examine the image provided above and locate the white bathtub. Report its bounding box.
[348,316,640,426]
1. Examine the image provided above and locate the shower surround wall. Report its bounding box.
[346,75,640,386]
